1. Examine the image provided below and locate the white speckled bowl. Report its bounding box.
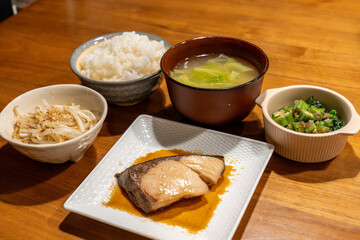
[0,84,108,164]
[69,32,172,105]
[256,85,360,163]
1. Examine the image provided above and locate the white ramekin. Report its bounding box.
[256,85,360,163]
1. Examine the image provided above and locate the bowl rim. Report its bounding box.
[257,84,360,137]
[0,84,108,148]
[160,36,269,91]
[69,31,172,85]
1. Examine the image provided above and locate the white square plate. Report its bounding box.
[64,114,274,240]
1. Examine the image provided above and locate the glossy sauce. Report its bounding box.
[103,149,235,233]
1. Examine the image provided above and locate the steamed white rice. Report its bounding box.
[79,31,167,81]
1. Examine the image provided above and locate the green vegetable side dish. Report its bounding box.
[272,97,343,133]
[170,54,259,89]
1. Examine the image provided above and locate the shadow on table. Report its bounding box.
[232,162,272,239]
[99,88,168,137]
[269,142,360,183]
[154,102,266,139]
[60,169,271,240]
[0,88,177,206]
[98,85,267,143]
[231,140,360,238]
[60,212,150,240]
[0,143,99,205]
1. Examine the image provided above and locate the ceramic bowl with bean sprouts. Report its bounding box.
[0,84,108,164]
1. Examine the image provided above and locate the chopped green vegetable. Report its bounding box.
[323,118,333,127]
[316,122,330,133]
[305,120,317,133]
[271,97,343,134]
[294,99,309,111]
[274,111,294,127]
[293,122,305,132]
[309,105,325,120]
[293,113,300,122]
[307,96,324,109]
[299,110,315,122]
[329,109,337,116]
[329,115,343,131]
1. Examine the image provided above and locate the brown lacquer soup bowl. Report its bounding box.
[160,36,269,126]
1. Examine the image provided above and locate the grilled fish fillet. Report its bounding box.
[115,154,225,213]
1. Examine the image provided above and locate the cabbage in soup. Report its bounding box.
[170,54,259,89]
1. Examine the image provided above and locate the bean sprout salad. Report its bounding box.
[12,101,97,144]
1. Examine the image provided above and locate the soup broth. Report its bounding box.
[170,54,259,89]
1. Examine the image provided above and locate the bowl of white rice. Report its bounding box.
[70,31,171,105]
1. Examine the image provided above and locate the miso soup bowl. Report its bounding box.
[256,85,360,163]
[161,36,269,126]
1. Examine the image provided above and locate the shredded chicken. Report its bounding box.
[12,101,97,144]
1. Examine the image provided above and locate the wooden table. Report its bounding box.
[1,0,359,239]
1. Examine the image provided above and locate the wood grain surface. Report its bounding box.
[0,0,359,239]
